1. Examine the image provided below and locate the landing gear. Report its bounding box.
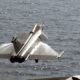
[35,59,39,63]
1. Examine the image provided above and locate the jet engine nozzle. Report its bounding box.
[10,56,25,63]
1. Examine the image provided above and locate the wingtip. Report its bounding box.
[58,51,64,58]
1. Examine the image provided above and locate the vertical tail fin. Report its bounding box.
[32,24,42,33]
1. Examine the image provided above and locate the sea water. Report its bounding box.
[0,0,80,79]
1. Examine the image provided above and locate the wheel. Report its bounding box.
[35,59,39,63]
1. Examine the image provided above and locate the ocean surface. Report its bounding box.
[0,0,80,80]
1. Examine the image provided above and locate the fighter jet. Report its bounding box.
[0,24,64,63]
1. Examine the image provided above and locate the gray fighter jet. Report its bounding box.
[0,24,64,63]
